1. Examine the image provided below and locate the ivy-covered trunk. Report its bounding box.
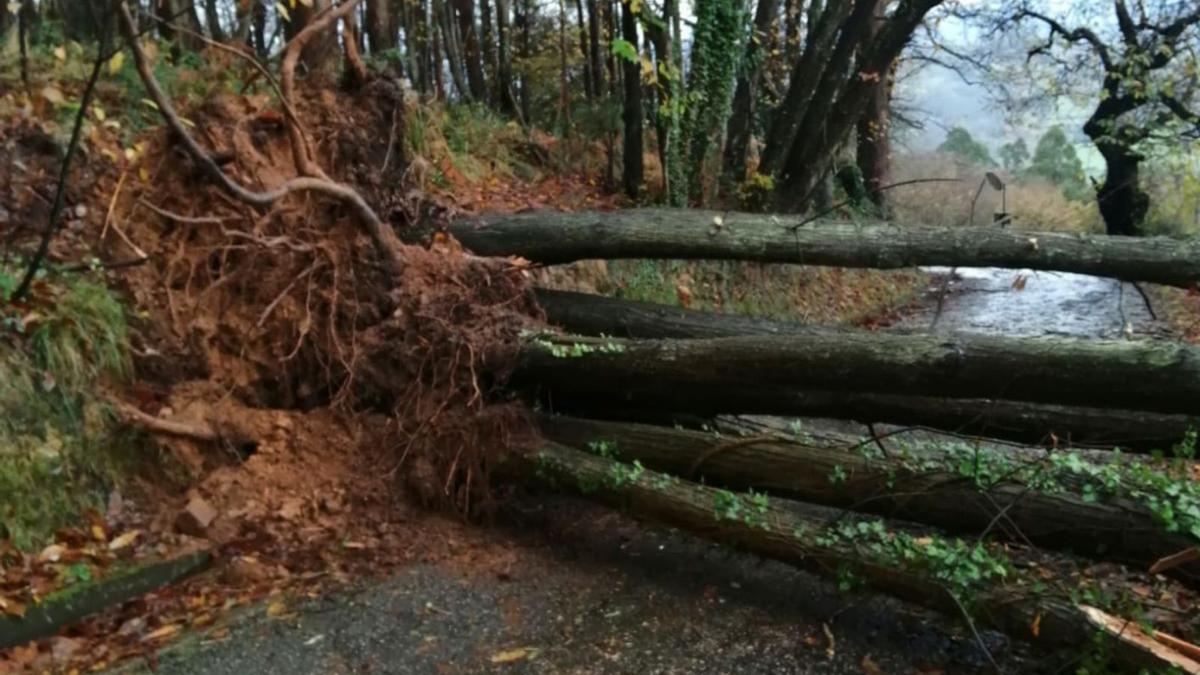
[722,0,781,187]
[677,0,747,205]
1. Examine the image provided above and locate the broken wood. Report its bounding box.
[452,209,1200,287]
[0,551,212,650]
[536,289,1197,450]
[515,331,1200,417]
[537,415,1200,580]
[509,442,1199,672]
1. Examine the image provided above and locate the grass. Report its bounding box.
[537,259,926,326]
[0,267,141,550]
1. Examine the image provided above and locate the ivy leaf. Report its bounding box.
[610,38,638,64]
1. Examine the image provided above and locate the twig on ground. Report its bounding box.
[137,198,231,225]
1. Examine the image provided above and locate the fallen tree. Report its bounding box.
[535,289,1197,449]
[511,442,1200,672]
[537,415,1200,580]
[515,330,1200,417]
[451,209,1200,287]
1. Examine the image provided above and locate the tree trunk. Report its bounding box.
[557,0,572,132]
[855,5,891,215]
[533,288,1197,449]
[284,0,339,73]
[722,0,782,185]
[679,0,746,205]
[514,0,532,121]
[366,0,399,52]
[454,0,489,102]
[574,0,593,98]
[538,416,1200,579]
[585,0,604,99]
[1091,139,1150,238]
[431,3,446,99]
[203,0,224,41]
[510,443,1198,673]
[620,0,643,198]
[496,0,520,116]
[515,331,1200,415]
[480,0,497,97]
[437,0,472,100]
[451,209,1200,287]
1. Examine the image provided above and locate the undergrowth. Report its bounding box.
[0,265,140,549]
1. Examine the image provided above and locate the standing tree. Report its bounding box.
[677,0,746,205]
[618,0,643,198]
[938,126,994,166]
[760,0,944,212]
[998,137,1030,171]
[722,0,782,187]
[366,0,400,53]
[1026,125,1089,201]
[1006,0,1200,235]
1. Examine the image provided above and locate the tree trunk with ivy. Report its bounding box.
[619,0,643,198]
[533,289,1197,450]
[537,416,1200,579]
[722,0,781,187]
[676,0,746,205]
[508,443,1198,673]
[447,209,1200,287]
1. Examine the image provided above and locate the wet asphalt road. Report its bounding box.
[115,496,1067,675]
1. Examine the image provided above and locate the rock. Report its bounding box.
[175,496,219,537]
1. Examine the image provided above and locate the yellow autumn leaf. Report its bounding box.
[53,45,66,61]
[107,51,125,75]
[108,530,141,551]
[490,647,538,664]
[92,105,106,121]
[91,524,106,542]
[138,167,151,182]
[275,1,290,21]
[142,624,182,642]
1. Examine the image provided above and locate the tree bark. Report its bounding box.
[496,0,521,116]
[451,209,1200,287]
[515,331,1200,416]
[514,0,532,122]
[723,0,782,185]
[203,0,224,41]
[366,0,399,52]
[538,416,1200,579]
[573,0,593,98]
[620,0,643,198]
[454,0,489,102]
[509,443,1199,673]
[437,0,471,100]
[855,4,891,215]
[284,0,339,73]
[585,0,605,98]
[533,288,1197,449]
[480,0,497,96]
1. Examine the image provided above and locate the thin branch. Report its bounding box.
[137,197,230,225]
[12,6,113,302]
[1015,9,1113,70]
[791,178,963,230]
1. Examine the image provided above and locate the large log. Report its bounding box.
[511,442,1200,672]
[515,328,1200,416]
[537,415,1200,580]
[452,209,1200,287]
[535,289,1197,449]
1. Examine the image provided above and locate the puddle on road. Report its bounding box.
[901,267,1162,339]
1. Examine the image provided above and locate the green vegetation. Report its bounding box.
[938,126,995,167]
[0,265,140,549]
[1025,126,1090,202]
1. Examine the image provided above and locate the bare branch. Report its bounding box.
[1015,8,1113,70]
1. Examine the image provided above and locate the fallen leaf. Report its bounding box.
[860,654,883,675]
[822,622,836,659]
[490,647,538,664]
[0,595,27,618]
[90,524,107,542]
[142,624,181,642]
[38,543,65,562]
[108,530,141,551]
[1030,612,1042,638]
[40,85,65,106]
